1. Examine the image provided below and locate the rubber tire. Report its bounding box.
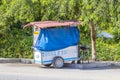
[53,57,64,68]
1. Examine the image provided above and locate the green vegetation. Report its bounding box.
[0,0,120,61]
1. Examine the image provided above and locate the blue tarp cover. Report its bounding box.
[34,26,80,51]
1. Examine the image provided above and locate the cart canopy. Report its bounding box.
[24,21,81,28]
[34,26,80,51]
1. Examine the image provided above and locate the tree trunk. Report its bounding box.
[89,21,97,61]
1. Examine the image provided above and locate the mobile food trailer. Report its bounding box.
[24,21,81,68]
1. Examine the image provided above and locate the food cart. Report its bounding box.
[24,21,81,68]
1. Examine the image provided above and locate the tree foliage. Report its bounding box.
[0,0,120,60]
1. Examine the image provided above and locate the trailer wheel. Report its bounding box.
[53,57,64,68]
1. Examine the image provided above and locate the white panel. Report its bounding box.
[34,50,42,64]
[33,26,40,46]
[34,45,78,64]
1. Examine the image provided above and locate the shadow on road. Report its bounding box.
[40,64,120,70]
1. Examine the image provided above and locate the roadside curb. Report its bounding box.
[21,59,34,64]
[67,61,120,69]
[0,58,34,64]
[0,58,21,63]
[0,58,120,68]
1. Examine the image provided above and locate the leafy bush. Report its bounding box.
[0,27,33,58]
[96,38,120,61]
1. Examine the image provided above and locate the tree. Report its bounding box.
[0,0,120,60]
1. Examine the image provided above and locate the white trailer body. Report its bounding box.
[34,45,78,64]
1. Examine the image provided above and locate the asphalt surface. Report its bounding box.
[0,63,120,80]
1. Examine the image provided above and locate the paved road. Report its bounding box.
[0,63,120,80]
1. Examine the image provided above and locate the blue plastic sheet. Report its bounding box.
[34,26,80,51]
